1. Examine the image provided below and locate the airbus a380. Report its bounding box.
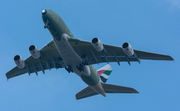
[6,9,173,100]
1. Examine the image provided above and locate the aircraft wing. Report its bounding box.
[69,39,173,65]
[6,38,173,79]
[6,40,65,79]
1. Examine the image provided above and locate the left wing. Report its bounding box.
[6,40,64,79]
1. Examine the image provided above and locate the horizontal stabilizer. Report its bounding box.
[102,83,139,93]
[76,86,98,100]
[76,83,138,100]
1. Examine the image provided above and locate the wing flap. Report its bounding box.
[6,59,66,79]
[87,56,138,65]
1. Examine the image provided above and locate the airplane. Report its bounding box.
[6,9,174,100]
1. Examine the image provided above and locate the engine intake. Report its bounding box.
[122,42,134,56]
[14,55,25,69]
[91,37,104,52]
[29,45,41,59]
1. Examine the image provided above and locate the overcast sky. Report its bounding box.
[0,0,179,111]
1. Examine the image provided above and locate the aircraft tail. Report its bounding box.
[76,83,139,100]
[97,64,112,83]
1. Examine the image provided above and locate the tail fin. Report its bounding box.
[97,64,112,83]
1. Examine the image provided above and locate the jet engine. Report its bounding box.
[14,55,25,69]
[122,42,134,56]
[29,45,41,59]
[91,37,104,52]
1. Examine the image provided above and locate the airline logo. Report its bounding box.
[97,64,112,83]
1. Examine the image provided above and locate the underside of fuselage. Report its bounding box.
[42,9,91,77]
[41,9,106,96]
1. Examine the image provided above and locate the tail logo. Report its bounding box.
[97,64,112,83]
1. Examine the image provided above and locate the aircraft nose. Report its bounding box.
[42,9,47,15]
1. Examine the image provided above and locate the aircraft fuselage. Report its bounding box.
[41,9,106,97]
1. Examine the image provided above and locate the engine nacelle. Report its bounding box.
[14,55,25,69]
[122,42,134,56]
[29,45,41,59]
[91,37,104,52]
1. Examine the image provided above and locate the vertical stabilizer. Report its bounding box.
[97,64,112,83]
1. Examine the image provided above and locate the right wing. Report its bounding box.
[68,39,173,65]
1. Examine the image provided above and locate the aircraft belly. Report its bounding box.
[52,34,90,76]
[80,65,100,86]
